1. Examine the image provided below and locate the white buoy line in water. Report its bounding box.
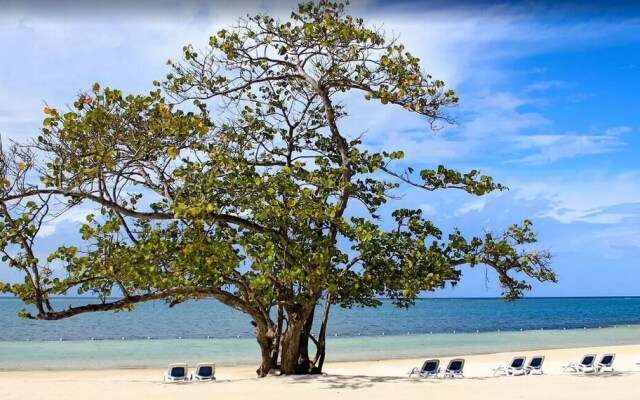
[18,324,634,342]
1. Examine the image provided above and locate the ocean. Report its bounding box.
[1,297,639,370]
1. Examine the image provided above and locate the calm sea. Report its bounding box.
[1,297,639,370]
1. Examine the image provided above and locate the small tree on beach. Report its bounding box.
[0,1,555,376]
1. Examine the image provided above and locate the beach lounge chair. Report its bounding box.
[492,356,526,376]
[596,354,615,373]
[443,358,465,378]
[408,359,440,378]
[164,363,189,382]
[192,362,216,380]
[562,354,596,373]
[525,355,545,375]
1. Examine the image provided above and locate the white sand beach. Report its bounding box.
[1,344,639,400]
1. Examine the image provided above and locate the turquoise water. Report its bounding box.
[1,326,639,370]
[1,297,639,370]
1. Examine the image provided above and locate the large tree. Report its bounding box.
[0,1,554,376]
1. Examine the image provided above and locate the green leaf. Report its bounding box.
[167,147,179,158]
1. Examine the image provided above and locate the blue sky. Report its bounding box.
[0,0,639,297]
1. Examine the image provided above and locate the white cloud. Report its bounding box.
[0,2,274,140]
[35,206,98,239]
[512,171,640,224]
[463,108,549,139]
[524,80,573,92]
[604,126,632,136]
[590,226,640,249]
[455,198,487,216]
[558,223,640,260]
[419,203,437,216]
[36,225,57,238]
[506,126,632,164]
[368,6,640,89]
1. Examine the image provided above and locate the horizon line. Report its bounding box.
[1,295,639,300]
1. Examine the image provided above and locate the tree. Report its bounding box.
[0,1,555,376]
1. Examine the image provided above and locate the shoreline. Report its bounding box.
[2,339,640,371]
[1,344,639,399]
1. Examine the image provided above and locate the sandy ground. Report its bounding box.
[1,344,639,400]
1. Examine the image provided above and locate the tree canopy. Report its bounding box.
[0,1,555,375]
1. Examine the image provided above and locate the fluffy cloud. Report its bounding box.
[507,126,632,164]
[36,205,99,239]
[512,171,640,224]
[455,198,488,216]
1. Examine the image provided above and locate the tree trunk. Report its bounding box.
[280,304,316,374]
[280,318,305,374]
[298,306,314,367]
[255,330,275,377]
[312,294,331,372]
[270,305,284,369]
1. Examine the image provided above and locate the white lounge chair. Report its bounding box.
[596,354,615,373]
[492,356,526,376]
[408,359,440,378]
[525,355,545,375]
[563,354,596,373]
[192,362,216,380]
[443,358,465,378]
[164,363,189,382]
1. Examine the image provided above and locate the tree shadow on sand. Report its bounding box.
[572,371,631,379]
[284,374,488,390]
